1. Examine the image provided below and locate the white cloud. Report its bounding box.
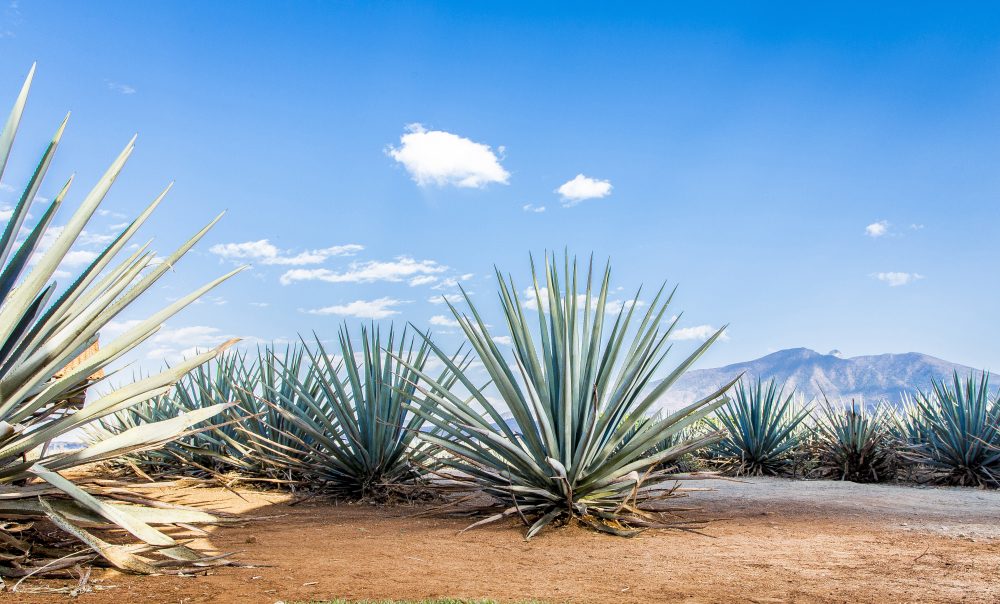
[430,315,461,328]
[80,230,115,246]
[387,123,509,188]
[281,256,446,286]
[865,221,889,238]
[910,223,925,231]
[669,325,729,342]
[430,273,474,290]
[492,335,513,346]
[873,272,923,287]
[144,324,243,362]
[249,302,270,308]
[151,325,225,347]
[100,319,143,341]
[304,297,407,320]
[107,81,136,95]
[522,204,546,213]
[61,250,98,267]
[409,275,438,286]
[429,293,464,305]
[0,207,12,221]
[0,182,14,193]
[556,174,612,207]
[97,208,128,219]
[209,239,363,266]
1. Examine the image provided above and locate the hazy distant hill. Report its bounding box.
[655,348,990,410]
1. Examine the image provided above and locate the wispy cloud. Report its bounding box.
[97,208,128,219]
[281,256,446,286]
[304,297,407,319]
[556,174,612,207]
[430,273,474,290]
[107,81,137,95]
[429,314,461,328]
[62,250,99,267]
[865,220,889,238]
[210,239,363,266]
[669,324,729,342]
[873,271,923,287]
[143,324,249,363]
[387,123,509,188]
[522,204,546,213]
[428,293,464,304]
[409,275,438,286]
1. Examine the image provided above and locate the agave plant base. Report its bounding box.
[430,465,721,539]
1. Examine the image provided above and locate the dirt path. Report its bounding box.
[10,477,1000,603]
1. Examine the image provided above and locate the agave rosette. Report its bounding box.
[810,398,898,482]
[904,372,1000,486]
[706,377,811,476]
[398,254,734,538]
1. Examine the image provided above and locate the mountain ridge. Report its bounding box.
[655,347,990,410]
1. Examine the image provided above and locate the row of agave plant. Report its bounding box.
[704,374,1000,487]
[0,63,735,580]
[100,260,735,539]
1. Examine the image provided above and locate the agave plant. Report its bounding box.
[706,377,811,476]
[904,372,1000,487]
[238,327,468,498]
[89,351,269,479]
[101,326,468,498]
[397,254,734,538]
[810,399,898,482]
[0,65,243,575]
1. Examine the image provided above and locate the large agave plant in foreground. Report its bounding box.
[706,377,811,476]
[0,66,243,576]
[401,255,735,538]
[904,372,1000,487]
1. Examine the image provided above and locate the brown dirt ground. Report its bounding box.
[7,477,1000,603]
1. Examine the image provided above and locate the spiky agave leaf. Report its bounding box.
[810,399,899,483]
[706,377,812,476]
[0,66,244,574]
[903,371,1000,487]
[396,253,733,539]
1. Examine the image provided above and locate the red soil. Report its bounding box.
[9,477,1000,603]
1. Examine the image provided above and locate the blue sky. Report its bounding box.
[1,1,999,372]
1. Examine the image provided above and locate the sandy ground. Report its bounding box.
[8,477,1000,603]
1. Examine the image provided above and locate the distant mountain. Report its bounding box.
[654,347,990,410]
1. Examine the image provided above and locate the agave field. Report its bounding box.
[1,64,999,594]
